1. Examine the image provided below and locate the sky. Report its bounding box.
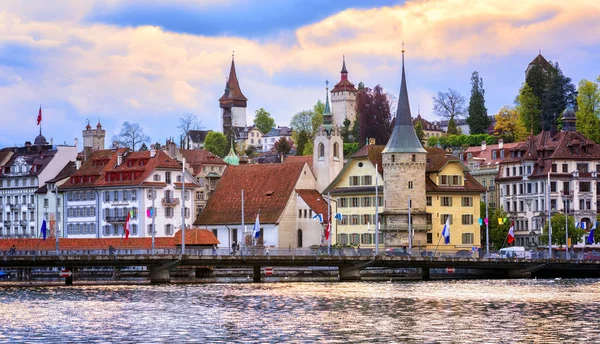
[1,0,600,148]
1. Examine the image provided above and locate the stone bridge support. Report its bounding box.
[253,266,261,283]
[339,266,362,281]
[422,267,430,280]
[149,266,171,284]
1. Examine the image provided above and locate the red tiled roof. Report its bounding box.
[296,189,328,219]
[219,58,247,107]
[426,172,486,193]
[61,149,117,189]
[464,142,521,167]
[173,228,220,246]
[331,78,357,93]
[194,163,306,225]
[351,145,384,175]
[283,155,313,169]
[180,149,226,176]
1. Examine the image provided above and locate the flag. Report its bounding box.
[312,213,323,222]
[252,213,260,239]
[478,218,483,226]
[325,221,331,241]
[576,222,581,229]
[587,224,595,245]
[484,218,489,226]
[503,217,508,224]
[498,218,503,225]
[507,221,515,244]
[334,212,343,221]
[37,107,42,125]
[40,219,47,241]
[582,222,587,230]
[147,208,154,218]
[124,211,131,240]
[441,218,450,244]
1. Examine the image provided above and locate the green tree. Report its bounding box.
[494,106,527,143]
[111,121,150,151]
[466,71,490,134]
[414,121,425,142]
[253,108,276,135]
[204,131,228,157]
[343,142,360,157]
[540,214,586,247]
[447,116,459,135]
[516,83,542,134]
[302,140,313,156]
[575,77,600,143]
[274,137,293,155]
[427,136,439,147]
[312,100,325,132]
[245,145,257,157]
[296,131,309,156]
[432,88,466,119]
[542,62,577,131]
[290,110,314,137]
[139,143,149,151]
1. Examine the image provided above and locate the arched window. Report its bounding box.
[412,154,416,162]
[333,142,339,158]
[297,229,303,248]
[318,143,325,158]
[391,155,395,163]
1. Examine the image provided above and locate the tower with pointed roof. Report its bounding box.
[330,56,358,128]
[219,54,248,140]
[381,49,428,247]
[314,81,343,192]
[82,120,105,151]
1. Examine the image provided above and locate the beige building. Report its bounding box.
[179,149,227,217]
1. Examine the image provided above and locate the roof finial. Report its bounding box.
[232,50,235,61]
[539,49,541,55]
[402,41,405,66]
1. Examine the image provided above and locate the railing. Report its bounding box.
[19,220,28,227]
[27,203,35,209]
[161,197,180,206]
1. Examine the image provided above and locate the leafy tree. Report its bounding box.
[541,62,577,131]
[290,111,314,137]
[343,142,360,157]
[466,71,490,134]
[575,77,600,143]
[177,113,202,149]
[516,83,542,134]
[447,116,459,135]
[494,106,527,143]
[204,131,228,157]
[296,131,309,156]
[245,145,257,157]
[540,214,586,247]
[112,121,150,151]
[139,143,149,151]
[302,140,313,156]
[432,89,466,119]
[253,108,275,135]
[427,136,439,147]
[274,137,293,155]
[414,121,425,142]
[342,118,354,143]
[312,100,325,132]
[356,85,393,146]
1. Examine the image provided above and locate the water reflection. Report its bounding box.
[0,279,599,343]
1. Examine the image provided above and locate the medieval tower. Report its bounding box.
[381,50,428,247]
[314,82,344,193]
[82,120,106,151]
[219,55,248,140]
[330,56,358,128]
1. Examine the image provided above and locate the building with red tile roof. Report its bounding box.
[179,149,227,216]
[330,56,358,128]
[194,162,325,249]
[219,55,248,140]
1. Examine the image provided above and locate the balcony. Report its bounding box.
[562,190,574,197]
[3,221,10,227]
[27,203,35,209]
[19,220,28,227]
[6,203,16,209]
[162,197,180,206]
[105,215,128,223]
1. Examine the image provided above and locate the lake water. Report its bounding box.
[0,279,599,343]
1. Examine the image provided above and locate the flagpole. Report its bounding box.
[432,226,444,258]
[55,184,59,255]
[151,186,155,255]
[181,157,186,255]
[408,195,412,255]
[375,164,379,256]
[547,172,552,258]
[565,199,569,260]
[327,191,331,254]
[485,190,489,257]
[241,189,244,248]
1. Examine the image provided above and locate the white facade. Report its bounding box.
[313,126,344,193]
[230,107,247,128]
[331,90,357,128]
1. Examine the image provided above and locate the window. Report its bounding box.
[349,176,360,186]
[318,143,325,158]
[462,214,473,225]
[362,175,372,185]
[333,142,339,158]
[298,209,302,218]
[303,209,307,218]
[562,164,568,173]
[131,224,137,235]
[461,197,472,207]
[113,191,119,202]
[339,198,347,208]
[411,154,416,162]
[361,233,373,244]
[351,197,360,207]
[581,182,591,192]
[391,155,395,163]
[351,215,359,225]
[362,197,371,207]
[550,182,556,192]
[461,233,474,244]
[147,224,155,235]
[297,229,303,247]
[165,224,173,235]
[577,163,588,173]
[147,190,155,200]
[427,233,433,244]
[441,197,452,207]
[165,172,172,184]
[492,151,497,159]
[43,198,49,207]
[426,196,432,206]
[441,214,452,224]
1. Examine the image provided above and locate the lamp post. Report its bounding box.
[181,157,186,255]
[53,184,59,255]
[485,190,489,257]
[564,198,569,260]
[547,172,552,258]
[375,164,380,255]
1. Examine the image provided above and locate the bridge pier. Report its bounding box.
[65,267,74,286]
[112,267,121,280]
[253,266,261,282]
[149,266,170,284]
[422,267,430,280]
[339,266,361,281]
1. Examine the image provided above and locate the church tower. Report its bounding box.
[314,81,344,193]
[219,54,248,140]
[82,120,106,150]
[330,56,358,128]
[381,49,428,247]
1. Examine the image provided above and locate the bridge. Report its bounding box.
[2,248,600,284]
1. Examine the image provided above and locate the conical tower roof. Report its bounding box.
[382,50,426,154]
[223,140,239,165]
[219,54,247,107]
[323,81,332,129]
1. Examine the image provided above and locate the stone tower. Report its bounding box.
[330,56,358,128]
[82,120,106,150]
[314,82,344,193]
[381,50,428,247]
[219,54,248,140]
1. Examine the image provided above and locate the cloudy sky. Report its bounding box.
[1,0,599,148]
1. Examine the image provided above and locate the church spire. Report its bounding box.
[219,53,247,105]
[382,46,426,154]
[340,55,348,81]
[323,80,332,128]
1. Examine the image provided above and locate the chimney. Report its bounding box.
[481,140,487,151]
[75,159,82,170]
[117,153,123,166]
[369,138,376,145]
[498,139,504,149]
[50,138,53,146]
[74,137,79,150]
[150,147,156,158]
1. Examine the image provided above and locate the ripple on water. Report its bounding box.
[0,280,599,343]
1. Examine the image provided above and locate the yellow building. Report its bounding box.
[425,148,485,253]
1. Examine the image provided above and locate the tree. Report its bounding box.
[112,121,150,151]
[446,116,459,135]
[177,113,202,149]
[296,131,309,156]
[254,108,275,135]
[575,77,600,143]
[245,145,257,157]
[356,85,393,146]
[432,89,466,119]
[343,143,360,157]
[427,136,439,147]
[466,71,490,134]
[302,139,313,156]
[139,143,149,151]
[274,137,293,155]
[494,106,527,143]
[541,62,577,131]
[312,100,325,133]
[540,214,586,247]
[414,121,425,142]
[204,131,228,157]
[516,83,542,134]
[290,111,314,136]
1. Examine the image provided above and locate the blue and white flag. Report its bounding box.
[252,213,261,239]
[592,221,598,230]
[587,224,595,245]
[442,218,450,244]
[334,212,343,221]
[312,213,323,222]
[582,222,587,230]
[40,219,47,241]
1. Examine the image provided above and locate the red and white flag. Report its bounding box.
[324,221,331,241]
[507,221,515,244]
[37,107,42,125]
[124,211,131,240]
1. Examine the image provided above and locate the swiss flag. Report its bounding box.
[507,221,515,244]
[324,222,330,241]
[37,107,42,125]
